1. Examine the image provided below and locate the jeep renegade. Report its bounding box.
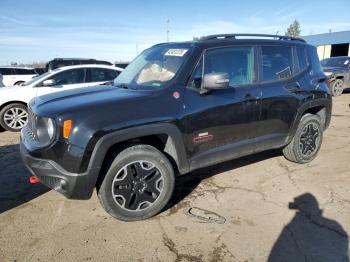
[20,34,332,221]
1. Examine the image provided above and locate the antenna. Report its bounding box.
[166,19,170,42]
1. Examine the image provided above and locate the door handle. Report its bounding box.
[284,82,301,92]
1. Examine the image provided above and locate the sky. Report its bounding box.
[1,0,350,65]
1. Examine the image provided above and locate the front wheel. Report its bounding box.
[97,145,175,221]
[0,103,28,132]
[283,114,323,164]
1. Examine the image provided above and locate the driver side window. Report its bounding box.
[188,46,254,89]
[41,69,86,86]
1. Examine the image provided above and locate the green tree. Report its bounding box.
[285,20,301,37]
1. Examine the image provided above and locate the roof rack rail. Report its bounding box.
[201,34,306,43]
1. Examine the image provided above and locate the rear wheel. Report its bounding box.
[14,81,25,86]
[331,79,344,97]
[0,103,28,132]
[97,145,175,221]
[283,114,323,164]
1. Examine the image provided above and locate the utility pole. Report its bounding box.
[166,19,170,42]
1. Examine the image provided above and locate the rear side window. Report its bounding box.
[261,46,293,82]
[0,68,15,75]
[189,46,254,89]
[296,47,309,72]
[90,68,119,82]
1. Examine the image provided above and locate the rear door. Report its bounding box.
[0,68,16,86]
[257,45,303,149]
[181,45,262,169]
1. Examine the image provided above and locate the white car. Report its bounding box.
[0,64,123,132]
[0,67,38,86]
[0,73,4,87]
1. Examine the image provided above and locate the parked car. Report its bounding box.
[34,68,47,75]
[46,58,113,71]
[321,56,350,96]
[20,34,331,221]
[0,67,38,86]
[0,73,4,87]
[0,64,123,131]
[115,62,129,69]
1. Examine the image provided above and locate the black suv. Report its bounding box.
[21,34,331,221]
[46,58,113,71]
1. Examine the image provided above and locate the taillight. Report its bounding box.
[325,79,331,90]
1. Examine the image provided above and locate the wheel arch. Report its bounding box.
[83,123,190,190]
[0,100,27,112]
[286,98,332,143]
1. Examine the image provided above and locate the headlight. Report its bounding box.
[324,71,333,76]
[36,117,56,146]
[47,118,55,139]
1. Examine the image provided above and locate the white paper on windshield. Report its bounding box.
[165,49,188,57]
[344,60,349,65]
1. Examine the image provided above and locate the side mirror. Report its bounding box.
[42,79,55,87]
[201,72,230,94]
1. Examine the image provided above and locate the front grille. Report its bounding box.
[27,107,38,141]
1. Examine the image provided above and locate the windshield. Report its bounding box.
[23,68,60,86]
[114,45,191,89]
[321,57,350,67]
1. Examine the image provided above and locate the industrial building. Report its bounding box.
[303,30,350,60]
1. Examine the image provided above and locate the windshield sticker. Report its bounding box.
[165,49,188,57]
[344,60,349,65]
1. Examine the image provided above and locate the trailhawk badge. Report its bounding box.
[193,132,213,144]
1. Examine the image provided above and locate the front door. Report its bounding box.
[179,46,262,170]
[36,68,87,96]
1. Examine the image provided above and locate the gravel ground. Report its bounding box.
[0,93,350,262]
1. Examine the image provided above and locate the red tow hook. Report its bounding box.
[29,176,40,184]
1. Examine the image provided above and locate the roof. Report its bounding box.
[303,31,350,46]
[153,37,309,50]
[0,66,35,70]
[53,64,123,72]
[200,33,306,42]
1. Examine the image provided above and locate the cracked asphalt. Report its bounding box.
[0,93,350,261]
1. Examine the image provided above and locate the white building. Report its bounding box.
[303,31,350,60]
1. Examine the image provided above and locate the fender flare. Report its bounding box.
[286,98,332,143]
[84,123,190,177]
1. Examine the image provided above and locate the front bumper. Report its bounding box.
[20,142,99,200]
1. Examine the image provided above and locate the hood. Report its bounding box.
[32,85,153,117]
[322,66,346,73]
[0,85,31,104]
[0,85,25,92]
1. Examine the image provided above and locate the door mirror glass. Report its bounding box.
[201,72,230,93]
[42,79,55,87]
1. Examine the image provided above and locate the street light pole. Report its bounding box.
[166,19,170,42]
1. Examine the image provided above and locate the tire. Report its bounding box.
[97,144,175,221]
[283,114,323,164]
[331,79,344,97]
[0,103,28,132]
